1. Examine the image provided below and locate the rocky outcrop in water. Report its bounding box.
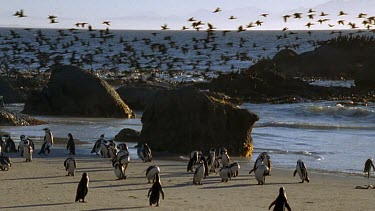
[0,77,24,103]
[0,108,46,126]
[114,128,141,142]
[23,65,135,118]
[140,86,259,156]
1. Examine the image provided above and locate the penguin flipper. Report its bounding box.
[293,169,297,177]
[268,200,276,210]
[285,201,292,211]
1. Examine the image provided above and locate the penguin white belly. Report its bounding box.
[193,165,205,184]
[147,166,160,182]
[221,154,230,167]
[219,168,231,182]
[120,155,130,165]
[67,161,76,176]
[114,164,125,179]
[100,145,108,158]
[255,165,269,185]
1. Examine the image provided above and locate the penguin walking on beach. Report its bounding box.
[113,148,130,168]
[268,187,291,211]
[193,161,205,185]
[364,158,375,179]
[229,162,240,177]
[38,128,54,155]
[136,142,152,162]
[254,164,269,185]
[219,167,232,182]
[148,173,165,207]
[23,139,33,162]
[75,172,89,202]
[0,155,11,171]
[207,148,219,173]
[91,134,104,155]
[146,165,160,183]
[187,151,200,172]
[64,157,77,176]
[218,147,230,167]
[100,140,109,158]
[293,159,310,183]
[107,140,117,160]
[114,161,126,180]
[18,136,35,157]
[249,152,272,175]
[66,133,75,155]
[3,134,17,153]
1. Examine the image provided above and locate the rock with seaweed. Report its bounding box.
[140,86,259,157]
[22,65,135,118]
[0,107,46,126]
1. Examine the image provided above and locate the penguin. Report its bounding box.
[136,142,152,162]
[268,187,291,211]
[0,155,11,171]
[0,138,5,155]
[220,151,230,167]
[293,159,310,183]
[207,148,218,173]
[18,135,26,156]
[364,158,375,179]
[75,172,89,202]
[107,141,117,159]
[200,156,209,178]
[39,128,54,155]
[91,134,104,155]
[100,140,109,158]
[249,152,271,174]
[114,161,126,180]
[117,143,128,151]
[64,157,77,176]
[146,165,160,183]
[193,162,205,185]
[23,139,33,162]
[219,167,232,182]
[187,151,199,172]
[254,164,269,185]
[148,173,165,207]
[3,134,17,153]
[229,162,240,177]
[66,133,75,155]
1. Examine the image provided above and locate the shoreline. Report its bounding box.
[0,148,375,210]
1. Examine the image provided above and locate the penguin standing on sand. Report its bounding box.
[364,158,375,179]
[148,173,165,207]
[219,167,231,182]
[268,187,291,211]
[229,162,240,177]
[23,139,33,162]
[207,148,219,173]
[193,162,205,185]
[113,149,130,169]
[0,155,11,170]
[66,133,75,155]
[293,159,310,183]
[146,165,160,183]
[254,164,269,185]
[18,135,26,156]
[3,134,17,153]
[75,172,89,202]
[187,151,199,172]
[218,147,230,167]
[136,142,152,162]
[91,134,104,155]
[64,157,77,176]
[249,152,271,175]
[114,161,126,180]
[100,140,109,158]
[0,138,5,155]
[38,128,54,155]
[107,141,117,159]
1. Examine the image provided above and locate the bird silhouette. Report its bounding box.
[283,15,291,22]
[102,21,111,26]
[338,20,345,25]
[260,13,269,17]
[161,24,169,30]
[358,13,367,18]
[338,11,348,16]
[307,9,316,13]
[13,9,26,18]
[229,16,237,20]
[213,7,221,13]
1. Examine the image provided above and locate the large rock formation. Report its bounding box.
[0,77,24,103]
[116,82,170,110]
[0,108,46,126]
[140,87,259,156]
[23,65,135,118]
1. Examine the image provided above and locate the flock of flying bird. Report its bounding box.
[2,7,374,78]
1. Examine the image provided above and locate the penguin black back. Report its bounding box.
[148,173,165,206]
[269,187,291,211]
[75,172,89,202]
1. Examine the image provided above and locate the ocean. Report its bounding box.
[0,28,374,174]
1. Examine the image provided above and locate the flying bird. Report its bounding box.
[229,16,237,20]
[338,11,348,16]
[358,13,367,18]
[13,9,26,18]
[260,13,269,17]
[213,7,221,13]
[283,15,291,22]
[102,21,111,26]
[161,24,169,30]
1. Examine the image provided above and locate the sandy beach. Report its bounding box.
[1,145,375,211]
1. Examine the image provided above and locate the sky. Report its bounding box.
[1,0,375,30]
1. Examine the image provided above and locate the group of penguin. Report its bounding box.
[0,134,35,171]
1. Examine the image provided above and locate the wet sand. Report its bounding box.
[0,146,375,211]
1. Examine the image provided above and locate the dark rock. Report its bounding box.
[354,60,375,89]
[272,49,298,64]
[22,65,135,118]
[0,108,46,126]
[114,128,141,143]
[140,86,259,156]
[116,82,170,110]
[0,77,24,103]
